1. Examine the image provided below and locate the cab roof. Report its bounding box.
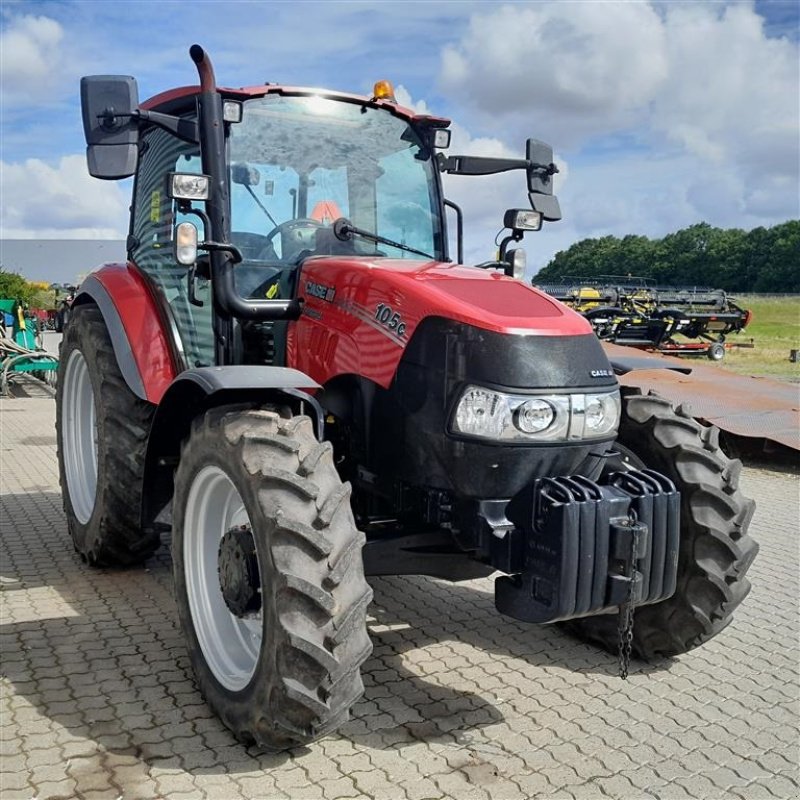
[141,84,450,128]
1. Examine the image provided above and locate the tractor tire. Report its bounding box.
[56,304,158,566]
[564,390,757,659]
[172,407,373,750]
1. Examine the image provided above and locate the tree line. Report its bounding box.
[0,269,59,309]
[534,220,800,293]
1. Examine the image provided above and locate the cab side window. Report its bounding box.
[131,127,214,368]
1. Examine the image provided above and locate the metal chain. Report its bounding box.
[617,523,641,680]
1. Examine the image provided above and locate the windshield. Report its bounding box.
[228,95,444,267]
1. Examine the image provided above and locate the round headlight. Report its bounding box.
[514,398,555,433]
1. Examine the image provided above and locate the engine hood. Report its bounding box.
[299,256,591,337]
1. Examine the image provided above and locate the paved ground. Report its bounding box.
[1,394,798,800]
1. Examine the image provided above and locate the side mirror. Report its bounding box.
[526,138,562,221]
[526,139,556,195]
[80,75,140,180]
[231,163,260,187]
[528,193,562,222]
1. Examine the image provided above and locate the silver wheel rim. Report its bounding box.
[63,350,98,524]
[184,465,262,691]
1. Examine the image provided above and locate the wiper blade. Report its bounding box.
[332,218,433,260]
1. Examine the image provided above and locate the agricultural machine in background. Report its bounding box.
[0,299,58,395]
[536,277,752,360]
[57,46,757,750]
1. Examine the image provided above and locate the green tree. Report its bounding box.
[535,220,800,292]
[0,269,35,303]
[753,221,800,293]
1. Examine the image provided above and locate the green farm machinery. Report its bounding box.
[0,299,59,395]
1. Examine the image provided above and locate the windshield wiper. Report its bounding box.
[332,218,434,260]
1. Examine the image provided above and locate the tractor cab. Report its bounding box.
[81,49,560,371]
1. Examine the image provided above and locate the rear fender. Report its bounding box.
[142,367,322,531]
[606,353,692,376]
[74,266,177,402]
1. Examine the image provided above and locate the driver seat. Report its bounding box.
[312,226,360,257]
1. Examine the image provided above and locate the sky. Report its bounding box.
[1,0,798,278]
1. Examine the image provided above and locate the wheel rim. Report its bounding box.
[184,466,262,691]
[62,350,98,524]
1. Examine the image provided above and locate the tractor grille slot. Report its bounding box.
[495,470,680,624]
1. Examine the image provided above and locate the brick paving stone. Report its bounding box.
[1,396,798,800]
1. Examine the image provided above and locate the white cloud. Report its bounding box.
[652,3,798,189]
[0,155,129,239]
[0,14,72,105]
[441,2,669,146]
[438,1,799,253]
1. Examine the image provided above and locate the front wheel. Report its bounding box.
[172,408,373,750]
[564,390,757,659]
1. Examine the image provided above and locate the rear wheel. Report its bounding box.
[564,390,757,659]
[172,408,373,750]
[56,304,158,565]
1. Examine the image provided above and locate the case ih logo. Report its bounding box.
[590,369,614,378]
[306,281,336,302]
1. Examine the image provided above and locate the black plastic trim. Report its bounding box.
[74,275,146,399]
[608,354,693,375]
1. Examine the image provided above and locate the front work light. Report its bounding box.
[222,100,242,123]
[504,209,543,232]
[433,129,452,149]
[168,172,210,201]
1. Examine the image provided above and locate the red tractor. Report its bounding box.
[58,47,756,750]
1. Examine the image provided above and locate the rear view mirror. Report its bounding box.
[80,76,140,179]
[528,193,562,222]
[231,163,260,187]
[526,139,556,195]
[526,138,562,221]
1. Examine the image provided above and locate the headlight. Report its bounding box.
[514,398,554,433]
[582,392,621,437]
[454,387,511,439]
[451,385,620,442]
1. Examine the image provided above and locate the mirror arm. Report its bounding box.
[438,153,528,176]
[134,110,199,144]
[443,199,463,264]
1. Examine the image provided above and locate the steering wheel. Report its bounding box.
[265,218,326,261]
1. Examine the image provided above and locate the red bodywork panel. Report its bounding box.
[88,264,177,403]
[87,259,588,401]
[288,258,591,389]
